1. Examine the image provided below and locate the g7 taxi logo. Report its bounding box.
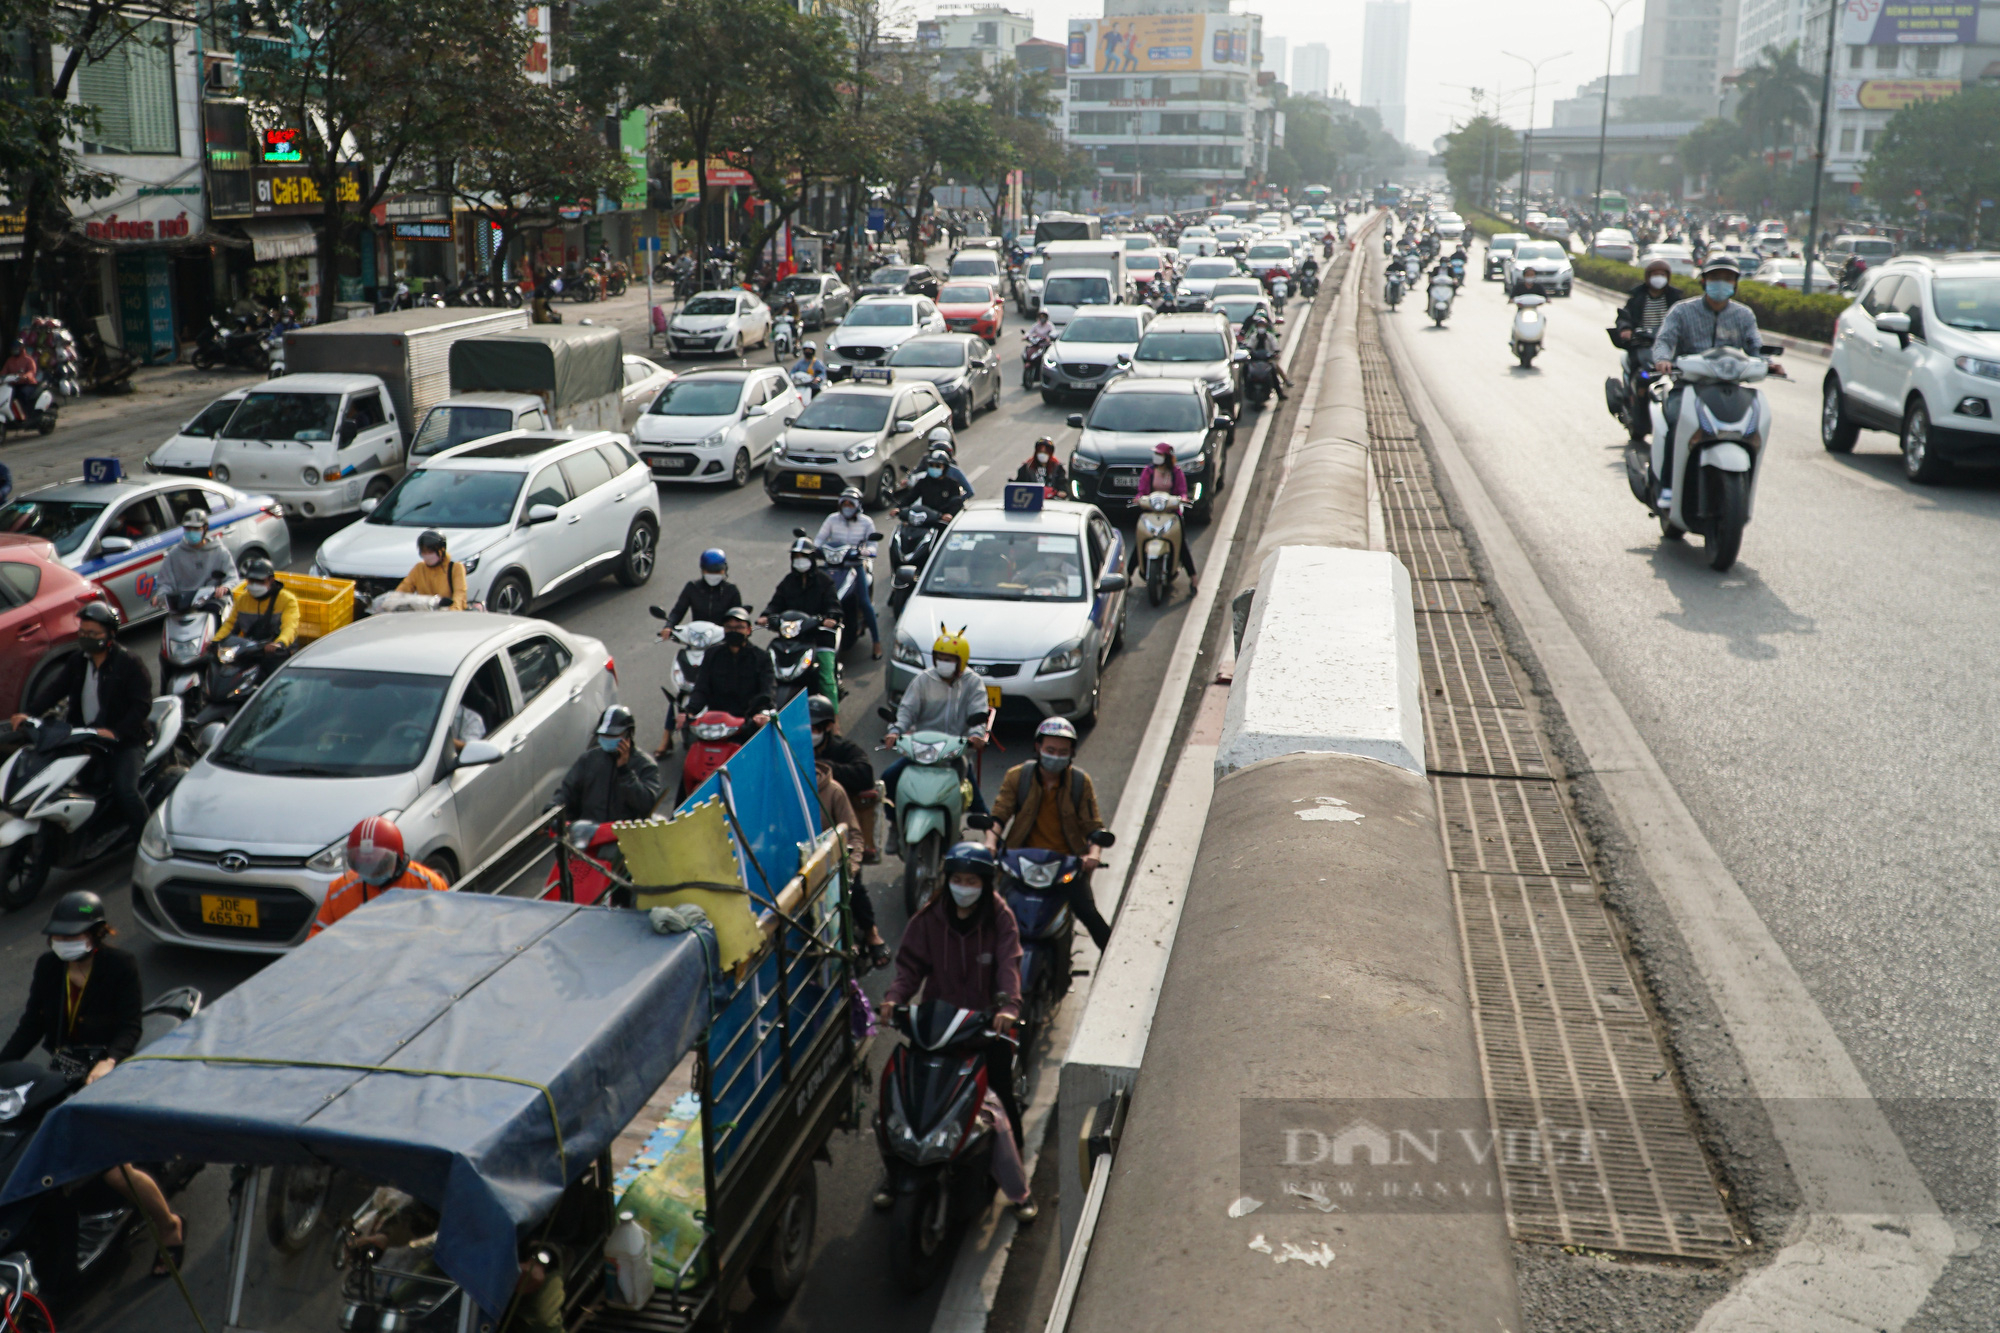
[135,572,157,600]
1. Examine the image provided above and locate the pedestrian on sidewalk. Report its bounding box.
[983,717,1114,951]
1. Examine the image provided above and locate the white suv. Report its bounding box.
[1822,256,2000,483]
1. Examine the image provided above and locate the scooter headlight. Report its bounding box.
[165,637,204,666]
[216,644,240,665]
[910,740,944,765]
[139,804,171,861]
[1019,859,1062,889]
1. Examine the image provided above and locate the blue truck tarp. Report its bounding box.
[0,893,715,1318]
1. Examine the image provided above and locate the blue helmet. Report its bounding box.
[941,841,997,886]
[699,548,727,573]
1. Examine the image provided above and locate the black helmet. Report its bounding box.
[78,602,119,631]
[807,693,837,726]
[941,841,996,887]
[45,889,108,936]
[923,448,952,471]
[242,555,275,581]
[788,536,818,561]
[595,704,636,737]
[417,530,448,554]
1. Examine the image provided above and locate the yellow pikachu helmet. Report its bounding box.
[931,626,971,670]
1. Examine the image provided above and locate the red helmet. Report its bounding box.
[348,816,407,887]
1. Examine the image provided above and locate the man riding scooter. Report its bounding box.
[982,717,1114,951]
[686,607,776,731]
[890,448,973,520]
[150,508,237,611]
[558,705,665,824]
[1649,254,1764,515]
[214,556,298,660]
[882,628,990,834]
[760,536,844,702]
[814,487,883,661]
[1611,257,1688,440]
[790,341,828,400]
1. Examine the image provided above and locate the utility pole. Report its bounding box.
[1506,51,1568,229]
[1588,0,1638,247]
[1801,0,1838,295]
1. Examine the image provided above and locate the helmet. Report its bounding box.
[788,535,819,561]
[1035,717,1078,744]
[931,626,971,670]
[44,889,107,936]
[941,841,997,886]
[180,507,209,531]
[723,605,755,625]
[78,602,119,631]
[925,425,955,452]
[242,555,275,582]
[417,530,448,554]
[699,548,727,573]
[807,693,838,726]
[595,704,636,737]
[1033,436,1056,453]
[347,816,407,888]
[1643,257,1672,276]
[801,341,817,355]
[837,485,863,508]
[923,448,953,471]
[1700,254,1742,279]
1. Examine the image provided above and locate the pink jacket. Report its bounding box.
[1139,462,1188,499]
[885,894,1023,1020]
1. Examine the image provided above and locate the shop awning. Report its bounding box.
[243,217,318,261]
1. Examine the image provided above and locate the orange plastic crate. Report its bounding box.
[284,572,355,642]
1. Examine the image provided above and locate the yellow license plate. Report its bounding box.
[199,894,260,929]
[986,685,1004,710]
[795,473,823,490]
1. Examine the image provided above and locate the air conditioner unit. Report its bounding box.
[205,59,239,92]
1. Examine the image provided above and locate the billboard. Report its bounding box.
[1067,15,1254,74]
[1833,76,1961,109]
[1837,0,1976,45]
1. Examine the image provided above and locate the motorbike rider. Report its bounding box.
[395,529,468,609]
[4,893,188,1278]
[812,692,884,870]
[876,842,1036,1222]
[789,341,828,396]
[883,628,990,821]
[1241,310,1290,399]
[983,717,1113,951]
[815,486,883,660]
[1014,436,1068,493]
[558,704,664,823]
[1024,309,1056,372]
[891,447,973,520]
[811,717,889,970]
[214,555,299,657]
[11,602,150,833]
[0,340,37,421]
[1124,443,1200,591]
[1649,254,1764,512]
[923,425,976,495]
[760,535,844,701]
[151,508,237,610]
[662,547,741,629]
[1614,257,1687,396]
[686,607,776,727]
[311,816,450,936]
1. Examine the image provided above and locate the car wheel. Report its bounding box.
[728,447,755,489]
[616,519,657,587]
[952,400,971,431]
[871,467,897,511]
[1902,399,1950,484]
[364,474,395,504]
[1040,389,1060,405]
[486,573,530,617]
[1821,378,1860,453]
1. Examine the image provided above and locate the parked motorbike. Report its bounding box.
[1427,270,1454,327]
[1509,293,1547,368]
[1631,348,1781,573]
[878,719,977,913]
[1132,491,1189,606]
[0,376,57,438]
[1603,329,1657,442]
[192,315,271,373]
[647,610,725,751]
[887,500,949,617]
[875,1002,1007,1290]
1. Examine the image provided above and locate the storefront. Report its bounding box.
[204,101,369,310]
[377,193,455,289]
[67,185,220,364]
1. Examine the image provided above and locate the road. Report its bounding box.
[4,276,1297,1332]
[1384,264,2000,1324]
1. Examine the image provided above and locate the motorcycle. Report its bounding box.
[0,703,186,910]
[1384,269,1405,309]
[1603,329,1657,443]
[768,608,834,706]
[875,1002,1008,1290]
[647,610,725,750]
[772,313,797,363]
[1268,273,1289,315]
[157,579,232,712]
[186,636,286,755]
[1242,350,1278,409]
[887,499,950,617]
[679,708,751,801]
[1427,271,1454,327]
[1382,231,1394,256]
[821,538,877,660]
[878,719,978,913]
[192,315,271,372]
[1631,347,1781,573]
[0,987,205,1308]
[1021,339,1050,390]
[604,263,630,298]
[1448,255,1467,287]
[790,369,822,406]
[1132,490,1189,606]
[0,376,57,438]
[1509,293,1547,368]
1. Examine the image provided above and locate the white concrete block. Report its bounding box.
[1217,545,1424,776]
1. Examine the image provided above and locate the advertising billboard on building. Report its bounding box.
[1833,76,1962,108]
[1837,0,1976,45]
[1066,15,1254,74]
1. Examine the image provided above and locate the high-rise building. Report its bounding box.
[1264,35,1287,85]
[1293,41,1330,95]
[1360,0,1409,143]
[1621,25,1642,75]
[1734,0,1806,67]
[1635,0,1739,111]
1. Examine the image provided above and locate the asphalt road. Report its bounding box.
[1385,264,2000,1325]
[5,276,1295,1332]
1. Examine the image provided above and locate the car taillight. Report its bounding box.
[605,656,617,681]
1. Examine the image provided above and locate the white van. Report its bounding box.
[209,373,408,521]
[1039,271,1117,330]
[1040,240,1130,305]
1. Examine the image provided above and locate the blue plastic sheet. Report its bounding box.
[680,690,819,908]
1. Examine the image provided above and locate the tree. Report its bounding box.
[954,58,1067,223]
[1679,117,1752,193]
[1863,85,2000,244]
[721,11,850,280]
[444,85,630,283]
[1441,117,1520,210]
[877,94,1005,253]
[1733,42,1816,158]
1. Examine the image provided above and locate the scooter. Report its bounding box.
[157,578,232,713]
[888,500,949,617]
[1631,347,1781,573]
[1509,293,1547,368]
[1021,340,1050,390]
[1268,273,1290,315]
[188,638,287,754]
[1603,329,1657,443]
[1132,491,1189,606]
[0,376,58,438]
[0,702,186,910]
[1427,270,1455,327]
[679,709,749,801]
[1384,269,1405,309]
[767,608,838,705]
[772,313,797,363]
[646,610,724,750]
[821,538,877,660]
[191,315,271,372]
[1242,350,1278,409]
[878,716,977,914]
[791,368,821,406]
[875,1002,1006,1291]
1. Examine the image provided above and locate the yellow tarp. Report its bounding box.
[615,799,763,970]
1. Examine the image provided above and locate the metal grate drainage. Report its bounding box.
[1360,304,1740,1261]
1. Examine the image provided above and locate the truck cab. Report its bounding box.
[409,392,550,458]
[208,373,405,520]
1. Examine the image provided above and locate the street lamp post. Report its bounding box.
[1801,0,1838,296]
[1588,0,1639,245]
[1505,51,1569,229]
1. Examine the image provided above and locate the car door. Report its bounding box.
[591,439,652,539]
[444,652,532,868]
[1884,275,1931,419]
[827,278,851,321]
[739,294,769,346]
[917,299,944,334]
[889,388,929,471]
[557,442,622,567]
[88,493,175,616]
[505,632,584,816]
[0,560,46,712]
[1847,275,1901,416]
[519,462,577,592]
[338,388,401,491]
[754,371,799,454]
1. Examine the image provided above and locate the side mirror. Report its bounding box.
[1065,413,1085,429]
[744,402,769,417]
[1874,311,1912,346]
[648,605,668,620]
[964,812,995,831]
[1088,829,1117,848]
[1233,349,1250,364]
[98,535,133,554]
[339,421,361,446]
[895,563,918,585]
[1096,572,1128,592]
[359,497,379,515]
[876,705,896,723]
[455,739,504,768]
[1212,415,1233,431]
[893,420,916,434]
[526,503,560,524]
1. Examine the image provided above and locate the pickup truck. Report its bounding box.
[411,323,627,458]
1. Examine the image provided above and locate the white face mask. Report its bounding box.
[51,938,92,962]
[702,572,723,586]
[934,658,959,680]
[948,878,983,907]
[248,581,271,598]
[1647,274,1668,290]
[791,557,813,573]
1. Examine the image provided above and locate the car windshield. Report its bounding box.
[0,499,105,556]
[1127,255,1161,271]
[1087,391,1205,433]
[949,258,997,274]
[939,283,994,303]
[921,529,1087,601]
[1186,260,1237,278]
[223,391,339,442]
[1044,276,1111,306]
[870,268,913,286]
[1210,280,1262,295]
[1136,331,1227,363]
[1064,316,1143,343]
[181,398,242,438]
[211,667,450,778]
[649,379,743,415]
[775,276,822,295]
[682,296,737,316]
[412,405,515,457]
[889,342,966,368]
[793,393,890,431]
[1491,237,1521,250]
[366,468,525,528]
[845,304,916,327]
[1026,259,1045,278]
[1932,277,2000,330]
[1213,299,1265,324]
[1247,244,1291,259]
[1515,244,1566,261]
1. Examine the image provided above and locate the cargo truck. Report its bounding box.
[409,323,626,458]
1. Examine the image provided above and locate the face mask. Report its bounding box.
[1647,275,1668,290]
[702,572,723,586]
[1705,280,1734,302]
[1036,450,1053,462]
[948,878,983,908]
[182,529,203,546]
[77,634,107,654]
[812,725,830,749]
[1038,751,1071,774]
[51,938,92,962]
[840,503,858,518]
[724,629,748,648]
[598,735,623,753]
[248,581,271,598]
[934,658,959,680]
[927,466,944,479]
[791,557,813,573]
[422,552,442,567]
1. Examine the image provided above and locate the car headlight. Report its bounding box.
[139,805,170,860]
[460,553,480,575]
[1039,638,1084,675]
[894,632,925,667]
[845,441,877,461]
[1956,356,2000,382]
[309,552,330,577]
[1070,453,1101,474]
[306,836,344,874]
[944,377,966,394]
[211,463,231,484]
[1183,453,1207,474]
[301,466,320,486]
[700,429,728,449]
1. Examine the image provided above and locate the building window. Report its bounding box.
[1862,128,1882,151]
[1875,46,1899,69]
[1848,45,1865,69]
[976,21,996,45]
[78,21,180,155]
[1915,46,1941,71]
[1073,78,1123,102]
[1839,126,1856,152]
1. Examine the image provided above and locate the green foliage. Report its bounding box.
[1440,117,1520,209]
[1678,118,1751,185]
[1733,42,1816,156]
[1570,253,1851,342]
[1863,85,2000,244]
[1268,93,1404,189]
[447,89,630,281]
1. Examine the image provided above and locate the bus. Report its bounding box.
[1372,182,1403,209]
[1303,183,1331,208]
[1596,191,1628,221]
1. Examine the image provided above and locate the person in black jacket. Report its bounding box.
[809,694,890,969]
[661,548,742,629]
[760,537,843,702]
[2,892,185,1275]
[10,602,152,831]
[687,608,776,724]
[1614,259,1689,349]
[891,449,973,518]
[558,705,664,824]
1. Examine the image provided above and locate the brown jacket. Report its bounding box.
[816,763,862,875]
[989,761,1102,854]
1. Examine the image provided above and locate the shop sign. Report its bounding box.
[392,220,454,240]
[671,161,753,194]
[262,128,304,163]
[254,165,364,216]
[1833,77,1961,109]
[74,189,205,245]
[619,109,649,211]
[116,252,176,365]
[385,195,450,221]
[1838,0,1976,46]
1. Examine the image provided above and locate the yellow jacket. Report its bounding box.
[396,559,468,610]
[217,582,301,646]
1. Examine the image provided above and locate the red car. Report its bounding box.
[935,279,1004,342]
[0,534,112,714]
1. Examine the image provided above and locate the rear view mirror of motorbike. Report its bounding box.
[1089,829,1117,848]
[964,813,995,831]
[648,605,667,619]
[877,705,896,724]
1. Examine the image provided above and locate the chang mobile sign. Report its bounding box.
[1838,0,1977,45]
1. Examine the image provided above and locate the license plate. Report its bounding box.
[200,894,259,929]
[986,685,1004,710]
[795,473,823,490]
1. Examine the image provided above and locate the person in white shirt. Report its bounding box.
[814,487,881,659]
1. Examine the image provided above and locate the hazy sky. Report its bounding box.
[931,0,1648,151]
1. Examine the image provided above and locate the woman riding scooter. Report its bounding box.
[1124,443,1199,592]
[1014,437,1067,494]
[215,556,299,660]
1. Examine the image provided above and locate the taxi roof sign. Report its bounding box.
[82,458,123,485]
[1002,481,1045,513]
[849,366,894,385]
